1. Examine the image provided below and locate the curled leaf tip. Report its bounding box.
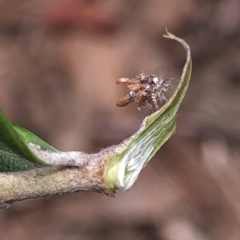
[164,31,190,55]
[163,28,174,39]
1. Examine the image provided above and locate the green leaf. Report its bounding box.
[104,31,192,191]
[13,124,56,152]
[0,143,38,172]
[0,109,91,172]
[0,109,56,172]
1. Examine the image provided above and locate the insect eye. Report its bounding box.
[152,77,159,83]
[129,91,136,98]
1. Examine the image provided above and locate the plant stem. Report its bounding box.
[0,152,112,206]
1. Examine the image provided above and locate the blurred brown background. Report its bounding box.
[1,0,240,239]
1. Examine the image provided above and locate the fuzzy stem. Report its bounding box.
[0,152,112,207]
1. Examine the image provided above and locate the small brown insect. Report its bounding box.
[116,73,172,111]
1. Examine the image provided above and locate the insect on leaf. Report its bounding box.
[104,30,192,192]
